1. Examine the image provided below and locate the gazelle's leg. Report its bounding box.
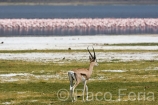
[72,82,79,102]
[72,73,79,102]
[70,85,73,101]
[68,71,74,102]
[85,84,88,101]
[83,80,87,101]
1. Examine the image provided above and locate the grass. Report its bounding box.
[0,49,158,53]
[1,42,158,54]
[0,82,157,104]
[0,49,158,104]
[105,43,158,46]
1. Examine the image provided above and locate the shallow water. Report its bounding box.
[1,5,158,36]
[0,5,158,19]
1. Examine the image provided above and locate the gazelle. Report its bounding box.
[68,46,98,102]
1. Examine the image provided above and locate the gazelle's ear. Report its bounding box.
[89,56,95,62]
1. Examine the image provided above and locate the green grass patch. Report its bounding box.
[0,50,158,104]
[0,59,158,74]
[105,43,158,46]
[0,49,158,53]
[0,82,157,104]
[0,59,86,73]
[0,49,77,53]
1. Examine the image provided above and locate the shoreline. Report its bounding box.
[1,2,158,6]
[0,35,158,50]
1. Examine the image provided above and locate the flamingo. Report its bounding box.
[0,18,158,35]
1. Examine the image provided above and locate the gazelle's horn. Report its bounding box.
[87,46,93,58]
[92,46,96,59]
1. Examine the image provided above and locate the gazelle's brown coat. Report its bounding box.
[68,46,98,102]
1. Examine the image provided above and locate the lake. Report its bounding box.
[0,5,158,19]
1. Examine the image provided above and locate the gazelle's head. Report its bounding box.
[87,46,98,66]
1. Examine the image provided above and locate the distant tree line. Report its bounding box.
[0,0,158,4]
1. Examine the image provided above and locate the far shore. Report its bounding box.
[1,1,158,6]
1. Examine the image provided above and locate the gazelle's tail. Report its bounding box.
[68,71,76,88]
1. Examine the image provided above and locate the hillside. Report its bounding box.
[0,0,158,5]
